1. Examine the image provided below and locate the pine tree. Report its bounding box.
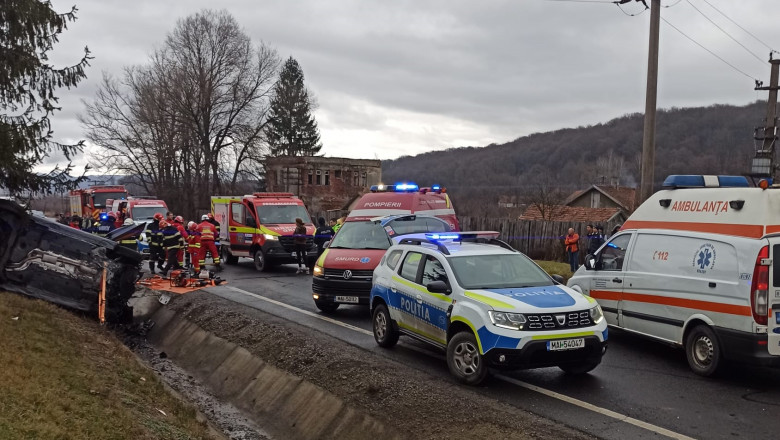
[265,57,322,157]
[0,0,91,195]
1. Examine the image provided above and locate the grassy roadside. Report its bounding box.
[0,292,214,440]
[535,260,574,282]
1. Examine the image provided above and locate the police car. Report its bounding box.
[370,232,608,385]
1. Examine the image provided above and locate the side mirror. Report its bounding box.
[551,274,564,284]
[584,254,596,271]
[426,280,451,294]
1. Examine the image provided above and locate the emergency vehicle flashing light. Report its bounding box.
[426,233,460,241]
[100,213,108,221]
[394,182,419,191]
[662,175,749,189]
[369,183,444,193]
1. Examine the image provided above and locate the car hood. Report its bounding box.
[466,284,594,312]
[317,248,386,269]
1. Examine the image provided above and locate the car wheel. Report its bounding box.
[685,324,721,377]
[372,303,399,348]
[559,359,601,375]
[447,331,489,385]
[253,249,267,271]
[314,301,339,313]
[221,246,238,265]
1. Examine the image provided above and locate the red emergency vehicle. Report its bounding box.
[69,185,128,226]
[211,193,317,271]
[110,198,169,225]
[311,183,458,312]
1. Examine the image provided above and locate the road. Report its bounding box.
[199,259,780,440]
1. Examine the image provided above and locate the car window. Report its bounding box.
[448,253,552,289]
[386,250,403,270]
[400,252,423,282]
[231,203,244,224]
[422,255,448,286]
[600,234,631,271]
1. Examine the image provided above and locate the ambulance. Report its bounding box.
[568,175,780,376]
[311,183,458,312]
[211,193,317,271]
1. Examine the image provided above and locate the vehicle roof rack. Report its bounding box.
[397,237,451,255]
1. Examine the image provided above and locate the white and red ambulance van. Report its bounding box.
[568,175,780,375]
[311,183,458,312]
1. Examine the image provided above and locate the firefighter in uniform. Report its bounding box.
[206,213,221,246]
[186,221,201,274]
[118,218,138,251]
[160,219,184,276]
[173,215,188,267]
[148,213,165,274]
[198,214,221,270]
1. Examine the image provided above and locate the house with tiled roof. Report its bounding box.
[519,205,626,223]
[563,185,636,213]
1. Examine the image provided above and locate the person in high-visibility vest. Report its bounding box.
[198,214,221,270]
[160,219,184,276]
[118,218,138,251]
[148,213,165,274]
[186,221,201,273]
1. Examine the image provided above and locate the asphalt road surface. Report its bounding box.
[200,259,780,440]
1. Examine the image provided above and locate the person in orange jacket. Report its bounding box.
[186,221,201,274]
[565,227,580,272]
[198,214,221,270]
[173,215,188,266]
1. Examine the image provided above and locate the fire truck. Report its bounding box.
[211,193,317,271]
[69,185,129,227]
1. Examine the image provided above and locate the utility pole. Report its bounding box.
[638,0,661,205]
[753,59,780,180]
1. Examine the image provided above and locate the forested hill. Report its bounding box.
[382,101,766,213]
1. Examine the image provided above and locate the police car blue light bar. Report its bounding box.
[100,213,109,221]
[394,182,419,192]
[426,233,460,240]
[431,184,441,191]
[662,175,749,189]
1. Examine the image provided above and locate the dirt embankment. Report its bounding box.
[163,291,593,440]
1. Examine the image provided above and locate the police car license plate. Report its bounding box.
[335,296,359,303]
[547,338,585,351]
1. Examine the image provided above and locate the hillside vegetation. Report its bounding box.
[383,101,765,215]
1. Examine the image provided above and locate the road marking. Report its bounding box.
[223,286,372,336]
[222,285,694,440]
[496,375,696,440]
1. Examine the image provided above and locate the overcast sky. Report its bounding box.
[42,0,779,173]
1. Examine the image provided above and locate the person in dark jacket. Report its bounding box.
[148,213,165,274]
[160,219,184,276]
[314,217,334,257]
[589,224,605,254]
[293,218,309,274]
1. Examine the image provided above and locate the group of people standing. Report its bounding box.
[565,224,617,272]
[292,216,343,274]
[147,211,222,277]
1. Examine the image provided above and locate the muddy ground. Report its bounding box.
[134,290,594,440]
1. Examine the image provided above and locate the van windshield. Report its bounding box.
[330,222,392,250]
[256,204,311,224]
[93,192,127,208]
[448,254,553,289]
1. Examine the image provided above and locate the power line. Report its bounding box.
[662,0,683,7]
[685,0,766,65]
[543,0,615,3]
[660,16,759,81]
[616,2,648,16]
[699,0,778,54]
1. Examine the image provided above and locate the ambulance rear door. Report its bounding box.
[769,241,780,355]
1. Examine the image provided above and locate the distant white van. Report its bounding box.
[568,175,780,376]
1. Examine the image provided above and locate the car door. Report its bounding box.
[589,233,633,327]
[770,242,780,355]
[393,251,425,335]
[416,254,452,345]
[228,202,251,256]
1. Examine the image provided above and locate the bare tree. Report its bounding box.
[521,165,567,220]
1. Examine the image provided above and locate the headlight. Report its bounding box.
[263,234,278,241]
[590,305,604,324]
[313,265,324,277]
[488,311,527,330]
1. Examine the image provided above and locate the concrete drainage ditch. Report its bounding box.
[144,306,402,440]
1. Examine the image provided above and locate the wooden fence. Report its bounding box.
[458,217,622,262]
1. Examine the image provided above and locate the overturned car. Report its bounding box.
[0,200,142,322]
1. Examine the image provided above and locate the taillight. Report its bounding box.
[750,246,769,326]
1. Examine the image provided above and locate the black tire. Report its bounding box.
[221,246,238,265]
[559,359,601,375]
[253,249,268,272]
[447,331,489,385]
[685,324,722,377]
[314,301,339,313]
[372,303,399,348]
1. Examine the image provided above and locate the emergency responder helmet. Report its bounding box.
[123,218,134,226]
[201,214,209,221]
[174,215,184,224]
[153,213,164,220]
[159,220,169,228]
[187,221,196,230]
